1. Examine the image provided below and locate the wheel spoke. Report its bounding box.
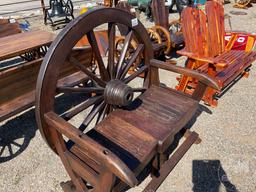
[70,57,106,87]
[11,141,22,147]
[132,87,147,92]
[108,23,116,79]
[0,146,6,156]
[119,44,144,80]
[108,105,114,114]
[116,30,134,78]
[123,65,148,83]
[62,95,103,120]
[7,145,13,156]
[57,86,104,94]
[87,30,110,81]
[79,101,106,132]
[95,103,108,125]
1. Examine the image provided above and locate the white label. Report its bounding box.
[131,18,138,27]
[237,37,245,43]
[225,36,231,41]
[9,18,16,23]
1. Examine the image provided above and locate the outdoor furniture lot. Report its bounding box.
[0,30,53,61]
[35,8,220,192]
[0,2,256,192]
[176,1,256,107]
[0,30,93,122]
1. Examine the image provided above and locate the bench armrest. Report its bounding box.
[44,111,138,187]
[177,50,228,68]
[177,50,215,64]
[150,59,219,90]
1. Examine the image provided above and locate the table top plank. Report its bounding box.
[0,30,55,60]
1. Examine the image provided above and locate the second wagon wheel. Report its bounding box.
[115,36,144,77]
[35,8,153,153]
[234,0,251,8]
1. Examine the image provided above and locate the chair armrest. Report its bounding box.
[177,50,228,68]
[44,111,138,187]
[150,59,220,90]
[177,50,215,64]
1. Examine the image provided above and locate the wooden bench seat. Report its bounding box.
[67,84,199,183]
[120,85,198,152]
[215,50,256,87]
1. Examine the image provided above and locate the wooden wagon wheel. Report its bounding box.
[115,36,142,73]
[35,8,153,153]
[169,19,184,47]
[152,25,172,55]
[147,28,162,45]
[234,0,251,8]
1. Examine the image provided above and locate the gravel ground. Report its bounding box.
[0,1,256,192]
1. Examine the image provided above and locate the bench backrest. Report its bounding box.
[181,1,225,57]
[0,48,92,105]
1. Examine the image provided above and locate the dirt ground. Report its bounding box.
[0,1,256,192]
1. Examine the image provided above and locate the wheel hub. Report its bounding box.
[104,79,133,106]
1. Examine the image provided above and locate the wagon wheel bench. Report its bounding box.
[0,30,93,162]
[35,8,219,192]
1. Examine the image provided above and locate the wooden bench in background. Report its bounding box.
[0,30,93,122]
[176,1,256,107]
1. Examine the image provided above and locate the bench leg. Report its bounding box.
[143,131,200,192]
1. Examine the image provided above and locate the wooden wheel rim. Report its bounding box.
[152,25,172,55]
[115,36,142,69]
[35,8,153,152]
[147,28,162,45]
[234,0,251,7]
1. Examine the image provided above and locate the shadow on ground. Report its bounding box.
[192,160,237,192]
[0,93,86,163]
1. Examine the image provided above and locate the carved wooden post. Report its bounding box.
[151,0,169,29]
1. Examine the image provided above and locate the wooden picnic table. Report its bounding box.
[0,30,55,61]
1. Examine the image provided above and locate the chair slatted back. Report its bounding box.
[205,1,225,56]
[181,1,225,57]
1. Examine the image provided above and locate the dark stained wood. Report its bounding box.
[0,30,55,61]
[119,44,144,80]
[150,59,220,90]
[111,85,198,152]
[35,8,212,192]
[0,22,22,38]
[44,111,138,187]
[151,0,169,29]
[86,30,109,81]
[108,23,116,80]
[93,113,157,162]
[116,30,133,78]
[143,131,199,192]
[70,56,106,87]
[0,47,92,122]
